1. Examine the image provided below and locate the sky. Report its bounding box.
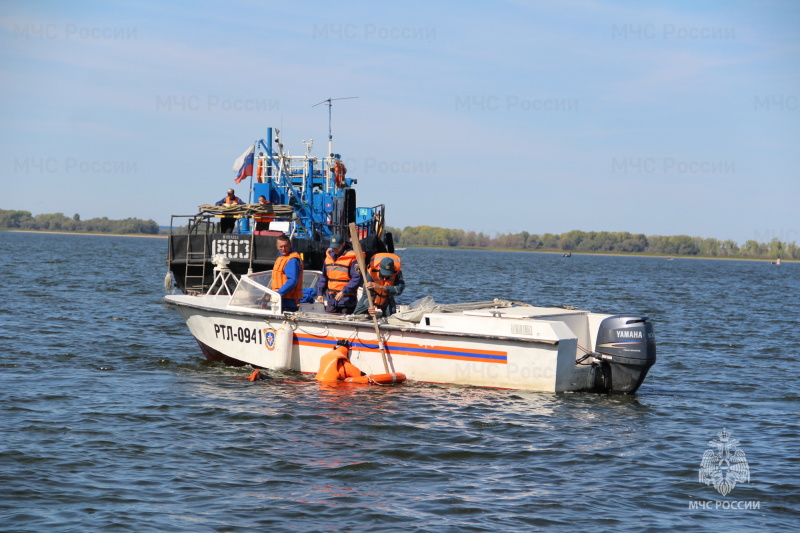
[1,0,798,245]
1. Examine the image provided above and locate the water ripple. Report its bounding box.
[1,234,798,531]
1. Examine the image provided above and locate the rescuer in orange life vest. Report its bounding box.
[315,234,362,314]
[272,233,303,312]
[353,253,405,318]
[253,195,274,232]
[214,188,245,233]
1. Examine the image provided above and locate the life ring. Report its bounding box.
[256,159,266,183]
[345,373,407,385]
[333,160,346,188]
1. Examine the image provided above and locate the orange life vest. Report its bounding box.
[272,251,304,302]
[314,346,407,385]
[223,196,242,207]
[367,253,402,307]
[315,346,363,382]
[324,250,358,295]
[255,202,274,224]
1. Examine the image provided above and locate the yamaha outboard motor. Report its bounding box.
[592,315,656,394]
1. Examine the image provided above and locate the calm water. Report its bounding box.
[1,232,798,532]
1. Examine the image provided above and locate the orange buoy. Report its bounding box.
[333,160,346,188]
[344,373,407,385]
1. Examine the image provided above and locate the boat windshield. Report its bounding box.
[228,272,275,309]
[228,271,321,312]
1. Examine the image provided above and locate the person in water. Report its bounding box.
[316,234,362,314]
[271,233,303,312]
[214,188,245,233]
[353,253,405,318]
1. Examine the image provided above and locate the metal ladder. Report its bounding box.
[184,216,210,292]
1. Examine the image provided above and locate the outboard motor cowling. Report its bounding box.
[592,315,656,394]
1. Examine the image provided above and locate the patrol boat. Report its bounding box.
[164,259,657,394]
[165,124,392,294]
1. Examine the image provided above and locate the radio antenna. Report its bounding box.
[313,96,358,157]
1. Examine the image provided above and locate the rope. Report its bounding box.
[291,324,331,338]
[197,203,295,217]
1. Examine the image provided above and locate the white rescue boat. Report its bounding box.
[164,262,656,394]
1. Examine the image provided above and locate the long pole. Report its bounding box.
[348,222,389,373]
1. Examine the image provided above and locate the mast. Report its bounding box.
[312,96,358,157]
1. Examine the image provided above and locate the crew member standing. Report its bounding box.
[214,188,245,233]
[354,253,405,317]
[316,234,362,314]
[254,195,274,232]
[272,234,303,312]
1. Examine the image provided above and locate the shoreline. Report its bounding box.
[2,230,792,262]
[2,229,167,239]
[396,245,794,263]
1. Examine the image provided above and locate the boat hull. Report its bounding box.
[166,295,605,393]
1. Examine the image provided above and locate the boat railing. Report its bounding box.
[167,205,298,237]
[171,202,384,240]
[168,213,214,293]
[259,150,351,194]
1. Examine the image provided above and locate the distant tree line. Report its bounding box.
[388,226,799,260]
[0,209,160,235]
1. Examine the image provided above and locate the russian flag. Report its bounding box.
[232,145,254,184]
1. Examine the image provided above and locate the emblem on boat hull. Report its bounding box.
[699,428,750,496]
[264,328,276,350]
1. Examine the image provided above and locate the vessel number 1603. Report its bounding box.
[213,324,263,345]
